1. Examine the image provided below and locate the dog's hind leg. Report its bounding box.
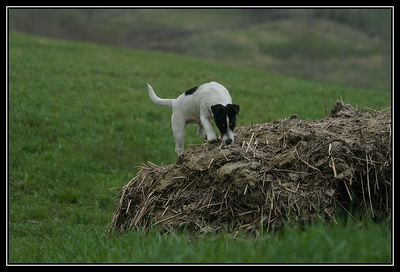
[171,114,186,156]
[196,124,207,140]
[173,128,185,156]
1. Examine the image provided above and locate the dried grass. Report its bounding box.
[108,101,392,236]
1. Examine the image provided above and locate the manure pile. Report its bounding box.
[108,101,392,236]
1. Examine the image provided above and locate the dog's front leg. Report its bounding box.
[200,116,218,143]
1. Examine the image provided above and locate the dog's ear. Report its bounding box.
[211,104,224,116]
[227,104,240,116]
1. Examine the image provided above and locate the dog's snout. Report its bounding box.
[225,139,233,145]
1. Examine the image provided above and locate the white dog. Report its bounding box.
[147,81,240,156]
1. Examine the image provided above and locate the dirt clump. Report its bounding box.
[108,101,392,236]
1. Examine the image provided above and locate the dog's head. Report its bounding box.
[211,104,240,145]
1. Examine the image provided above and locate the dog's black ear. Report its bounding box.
[211,104,224,116]
[227,104,240,116]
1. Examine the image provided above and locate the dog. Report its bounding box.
[147,81,240,156]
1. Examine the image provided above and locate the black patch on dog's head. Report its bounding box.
[185,86,198,95]
[211,104,240,134]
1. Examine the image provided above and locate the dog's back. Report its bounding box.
[183,81,232,106]
[174,81,232,113]
[147,81,232,111]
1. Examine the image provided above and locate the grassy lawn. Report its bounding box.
[7,31,392,264]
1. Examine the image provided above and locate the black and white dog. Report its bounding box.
[147,81,240,156]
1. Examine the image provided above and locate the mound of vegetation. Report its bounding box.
[108,101,391,236]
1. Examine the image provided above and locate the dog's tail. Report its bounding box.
[147,84,175,108]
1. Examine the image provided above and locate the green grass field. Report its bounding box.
[7,31,392,264]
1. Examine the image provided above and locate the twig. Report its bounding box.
[125,199,132,214]
[207,157,214,169]
[222,151,229,161]
[300,158,321,172]
[366,153,374,217]
[343,180,352,201]
[153,213,182,225]
[360,173,368,214]
[246,132,255,153]
[267,196,273,232]
[328,143,337,177]
[161,205,169,218]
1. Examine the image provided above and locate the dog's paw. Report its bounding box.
[207,138,218,144]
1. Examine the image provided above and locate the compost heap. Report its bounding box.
[108,101,392,236]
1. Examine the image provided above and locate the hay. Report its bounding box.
[108,101,392,236]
